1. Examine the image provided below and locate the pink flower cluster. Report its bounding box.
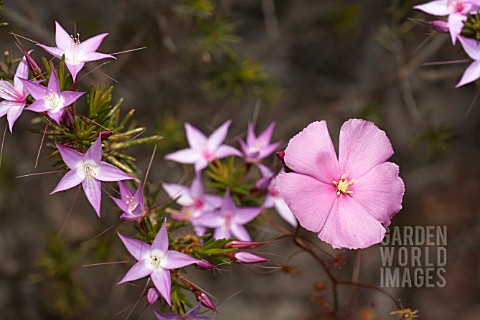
[415,0,480,86]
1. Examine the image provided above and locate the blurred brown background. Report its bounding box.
[0,0,479,319]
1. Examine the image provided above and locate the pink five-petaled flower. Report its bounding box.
[277,119,405,249]
[414,0,480,44]
[239,121,280,163]
[257,164,298,228]
[165,120,241,172]
[154,303,213,320]
[0,55,30,132]
[51,136,132,216]
[456,35,480,87]
[162,173,222,235]
[38,21,115,81]
[111,181,145,221]
[196,191,263,241]
[20,70,84,125]
[117,219,201,306]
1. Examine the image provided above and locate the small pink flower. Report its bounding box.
[277,119,404,249]
[239,121,280,163]
[456,35,480,87]
[232,252,268,264]
[165,120,241,171]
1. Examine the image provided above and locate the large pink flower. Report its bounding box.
[277,119,404,249]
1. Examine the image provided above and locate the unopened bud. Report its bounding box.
[195,259,214,270]
[232,252,268,264]
[226,241,264,249]
[276,151,293,173]
[197,292,216,311]
[147,287,159,306]
[99,130,113,140]
[428,20,449,33]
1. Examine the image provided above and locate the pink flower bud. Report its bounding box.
[428,20,449,33]
[276,151,293,173]
[197,292,216,311]
[233,252,268,264]
[147,287,159,306]
[195,259,214,270]
[226,241,264,249]
[99,130,113,140]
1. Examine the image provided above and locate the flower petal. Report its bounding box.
[163,251,200,269]
[339,119,394,179]
[317,197,386,249]
[190,173,204,197]
[258,121,276,145]
[448,13,466,44]
[277,172,337,233]
[164,148,200,164]
[47,109,64,125]
[413,0,450,16]
[214,226,231,240]
[117,261,151,284]
[207,119,231,149]
[80,52,115,62]
[66,62,85,81]
[47,70,61,94]
[25,100,48,113]
[230,224,251,241]
[85,137,102,164]
[456,60,480,87]
[37,44,65,59]
[82,178,102,217]
[4,102,25,132]
[96,161,132,181]
[162,183,194,206]
[19,79,46,100]
[55,143,84,169]
[151,269,172,306]
[352,162,404,226]
[61,90,85,106]
[235,207,262,225]
[14,56,29,89]
[274,198,298,227]
[0,81,18,101]
[458,36,480,61]
[77,33,108,55]
[214,145,241,159]
[51,169,84,193]
[54,21,74,50]
[117,232,151,261]
[152,219,169,253]
[283,121,339,184]
[185,122,207,150]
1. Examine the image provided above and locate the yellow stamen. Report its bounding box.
[332,173,354,195]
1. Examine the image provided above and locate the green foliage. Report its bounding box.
[155,113,186,151]
[37,234,86,319]
[329,4,361,35]
[462,13,480,40]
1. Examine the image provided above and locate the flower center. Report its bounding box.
[332,174,354,196]
[83,164,98,178]
[44,90,64,112]
[70,33,81,64]
[124,195,139,212]
[146,249,166,269]
[450,1,470,13]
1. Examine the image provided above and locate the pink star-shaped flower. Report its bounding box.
[0,55,30,132]
[277,119,405,249]
[38,21,114,81]
[118,219,201,306]
[165,120,241,172]
[111,182,145,221]
[20,70,84,125]
[51,136,132,216]
[239,121,280,163]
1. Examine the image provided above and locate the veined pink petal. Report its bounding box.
[54,21,74,51]
[458,35,480,60]
[150,269,172,306]
[0,101,11,117]
[207,119,231,149]
[163,251,200,269]
[353,162,405,226]
[214,226,231,240]
[448,13,467,44]
[112,195,130,213]
[4,103,25,132]
[118,181,134,199]
[235,207,262,225]
[215,145,241,159]
[77,33,108,55]
[152,219,169,253]
[277,172,336,233]
[456,60,480,87]
[162,183,194,206]
[118,233,151,261]
[65,62,85,81]
[317,197,386,249]
[96,161,132,181]
[413,0,450,16]
[80,52,115,62]
[61,91,84,106]
[134,184,144,209]
[37,44,65,59]
[51,169,84,194]
[274,198,298,227]
[19,79,47,100]
[82,178,102,217]
[230,224,251,241]
[55,143,84,169]
[0,81,19,101]
[85,137,103,164]
[165,148,200,164]
[118,261,151,284]
[339,119,393,179]
[25,100,48,113]
[185,123,207,150]
[47,70,61,94]
[283,121,339,184]
[13,56,29,90]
